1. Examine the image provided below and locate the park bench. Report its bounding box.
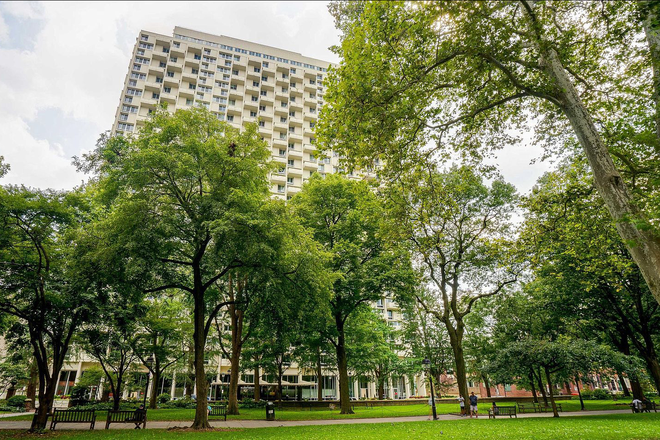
[208,405,227,421]
[517,403,534,413]
[631,401,657,413]
[533,403,562,413]
[105,409,147,429]
[49,408,96,430]
[488,406,517,419]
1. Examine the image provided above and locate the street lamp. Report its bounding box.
[422,358,437,421]
[142,355,155,407]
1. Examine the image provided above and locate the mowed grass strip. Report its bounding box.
[0,414,658,440]
[0,398,635,422]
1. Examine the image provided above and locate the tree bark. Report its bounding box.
[276,362,283,404]
[575,377,585,411]
[335,315,353,414]
[445,320,468,404]
[254,365,260,402]
[631,377,645,400]
[544,367,559,418]
[227,286,245,416]
[618,372,631,397]
[316,351,323,402]
[536,368,548,406]
[5,386,16,400]
[529,370,538,403]
[641,0,660,148]
[185,343,195,399]
[540,46,660,305]
[149,364,161,409]
[26,361,38,407]
[483,375,492,398]
[191,283,210,429]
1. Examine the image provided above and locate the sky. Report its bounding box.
[0,1,551,195]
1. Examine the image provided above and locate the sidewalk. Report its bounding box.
[0,409,634,430]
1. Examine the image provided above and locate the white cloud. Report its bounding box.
[0,1,339,191]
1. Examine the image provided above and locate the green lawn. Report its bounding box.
[0,414,658,439]
[1,398,633,422]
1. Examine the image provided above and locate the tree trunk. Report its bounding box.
[446,321,468,403]
[378,379,385,400]
[277,363,283,404]
[335,316,353,414]
[149,365,161,409]
[31,378,56,432]
[254,365,260,402]
[191,287,210,429]
[536,368,548,405]
[641,0,660,147]
[618,373,631,397]
[185,343,195,399]
[544,367,559,418]
[26,361,38,407]
[631,377,645,400]
[316,351,323,402]
[227,306,244,415]
[483,375,492,398]
[5,386,16,400]
[541,46,660,305]
[575,377,585,411]
[529,371,538,403]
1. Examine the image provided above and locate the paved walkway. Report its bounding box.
[0,409,635,430]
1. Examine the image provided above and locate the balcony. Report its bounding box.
[287,166,303,177]
[303,160,317,170]
[261,80,275,91]
[275,91,289,101]
[303,112,317,121]
[303,144,316,153]
[231,75,245,85]
[289,101,303,111]
[273,137,288,147]
[148,65,165,75]
[164,76,179,86]
[179,88,195,98]
[289,116,303,126]
[244,100,259,110]
[276,76,289,86]
[273,121,288,131]
[227,105,242,115]
[304,82,316,93]
[260,95,274,104]
[161,92,177,104]
[143,81,161,91]
[274,106,288,116]
[288,149,303,159]
[243,115,257,124]
[182,72,197,82]
[168,61,183,72]
[247,70,261,81]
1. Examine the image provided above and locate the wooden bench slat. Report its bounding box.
[49,409,96,430]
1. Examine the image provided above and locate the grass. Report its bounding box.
[0,413,658,439]
[0,398,634,422]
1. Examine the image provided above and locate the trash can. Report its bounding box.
[266,401,275,421]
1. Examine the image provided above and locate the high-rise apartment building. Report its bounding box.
[112,26,354,200]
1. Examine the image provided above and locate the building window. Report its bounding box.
[251,96,259,102]
[186,98,194,105]
[230,84,238,90]
[192,68,199,74]
[288,143,295,149]
[227,115,234,122]
[254,67,261,73]
[289,111,295,117]
[128,79,137,87]
[387,310,393,319]
[280,117,287,123]
[167,71,174,78]
[170,56,178,63]
[288,159,294,166]
[152,92,160,99]
[259,105,266,111]
[278,167,285,174]
[189,83,196,90]
[159,61,166,68]
[156,77,163,83]
[164,87,171,93]
[260,91,267,96]
[310,122,316,128]
[141,34,149,42]
[252,81,259,87]
[259,121,265,127]
[262,76,267,82]
[287,177,294,185]
[250,111,257,117]
[277,185,285,193]
[290,68,296,74]
[279,149,286,157]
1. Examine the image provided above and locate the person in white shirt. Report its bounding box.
[632,398,643,413]
[458,396,465,417]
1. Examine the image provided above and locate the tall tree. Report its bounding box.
[291,174,414,414]
[320,0,660,305]
[0,186,92,430]
[79,107,274,429]
[387,165,519,404]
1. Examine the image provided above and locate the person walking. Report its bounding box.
[458,396,465,417]
[469,392,478,418]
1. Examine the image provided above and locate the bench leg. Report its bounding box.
[50,421,56,431]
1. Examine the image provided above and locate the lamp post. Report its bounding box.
[422,358,437,421]
[142,355,154,408]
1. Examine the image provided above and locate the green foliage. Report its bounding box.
[160,397,196,409]
[157,393,171,404]
[6,395,26,409]
[239,398,267,409]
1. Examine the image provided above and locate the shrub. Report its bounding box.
[70,385,88,400]
[239,398,266,409]
[157,393,171,404]
[6,395,26,409]
[161,397,196,409]
[592,388,611,400]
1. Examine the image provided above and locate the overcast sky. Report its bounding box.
[0,1,551,195]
